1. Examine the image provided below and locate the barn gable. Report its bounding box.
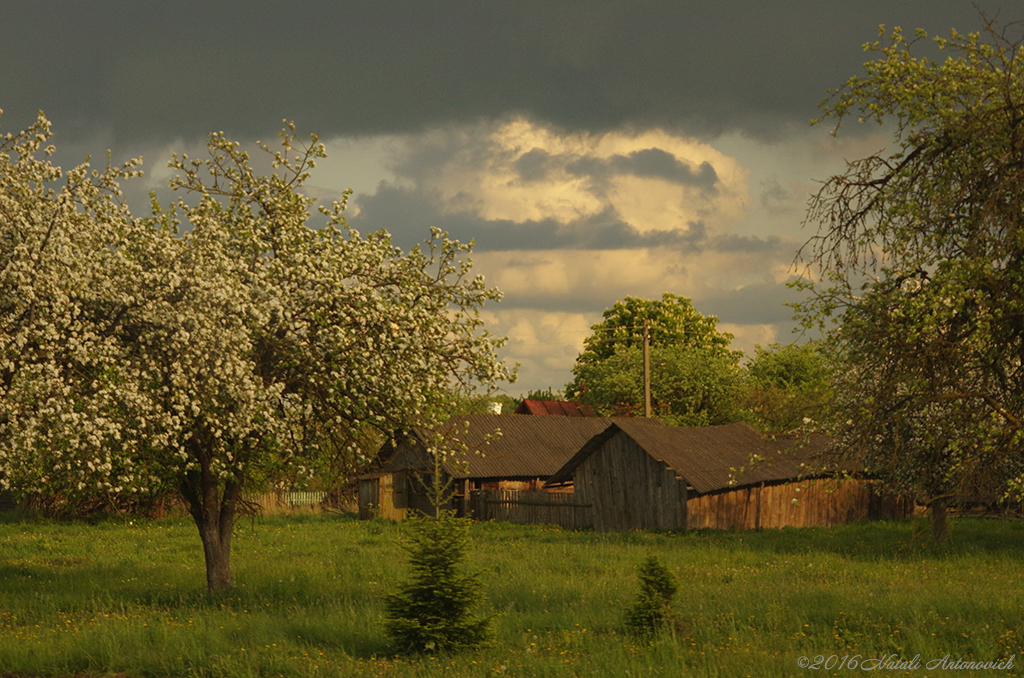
[549,420,831,493]
[547,421,909,531]
[570,428,687,531]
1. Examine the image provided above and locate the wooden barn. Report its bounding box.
[358,414,657,521]
[545,420,911,531]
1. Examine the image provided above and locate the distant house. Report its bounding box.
[514,399,595,416]
[546,420,911,531]
[358,414,652,521]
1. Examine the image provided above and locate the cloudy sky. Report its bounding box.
[2,1,1017,396]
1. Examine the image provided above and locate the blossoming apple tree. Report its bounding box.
[0,112,511,590]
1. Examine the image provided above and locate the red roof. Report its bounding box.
[515,399,596,416]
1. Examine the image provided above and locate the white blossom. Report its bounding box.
[1,113,512,527]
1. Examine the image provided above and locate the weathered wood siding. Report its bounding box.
[358,474,408,521]
[359,470,456,520]
[686,478,911,530]
[574,430,687,532]
[472,489,589,529]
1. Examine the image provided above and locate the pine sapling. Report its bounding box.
[383,511,492,654]
[624,555,678,637]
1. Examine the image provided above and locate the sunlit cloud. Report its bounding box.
[382,118,749,238]
[317,117,817,393]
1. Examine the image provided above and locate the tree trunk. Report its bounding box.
[198,515,234,591]
[180,458,242,592]
[931,496,948,545]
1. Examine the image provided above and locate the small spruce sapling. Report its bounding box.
[624,555,678,637]
[383,511,492,654]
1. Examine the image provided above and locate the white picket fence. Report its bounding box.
[243,490,328,514]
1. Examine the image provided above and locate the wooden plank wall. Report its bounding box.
[358,475,408,521]
[575,432,686,532]
[687,478,910,530]
[472,489,589,529]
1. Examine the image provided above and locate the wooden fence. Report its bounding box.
[471,489,591,529]
[244,490,328,515]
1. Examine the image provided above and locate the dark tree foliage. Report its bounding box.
[572,343,743,426]
[740,342,834,434]
[525,387,563,401]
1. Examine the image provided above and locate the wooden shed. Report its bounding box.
[358,414,655,521]
[546,420,911,531]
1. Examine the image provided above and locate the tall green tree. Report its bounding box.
[740,342,833,434]
[573,293,734,367]
[794,19,1024,541]
[567,294,738,401]
[572,343,742,427]
[568,295,741,425]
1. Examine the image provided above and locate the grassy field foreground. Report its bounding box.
[0,512,1021,677]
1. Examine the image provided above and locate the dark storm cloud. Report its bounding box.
[470,275,805,321]
[515,149,552,183]
[349,182,785,255]
[349,183,693,250]
[2,1,1015,148]
[611,149,717,189]
[759,178,793,214]
[566,149,718,192]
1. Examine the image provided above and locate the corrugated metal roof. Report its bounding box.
[387,414,662,479]
[547,420,834,493]
[514,399,596,416]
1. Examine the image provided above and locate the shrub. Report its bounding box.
[383,511,492,654]
[624,555,678,637]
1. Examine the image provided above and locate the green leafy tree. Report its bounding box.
[568,294,741,423]
[740,342,834,434]
[572,293,735,369]
[0,113,511,589]
[794,19,1024,542]
[524,387,564,401]
[384,511,492,654]
[571,343,742,426]
[447,392,519,416]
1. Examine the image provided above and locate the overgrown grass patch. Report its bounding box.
[0,512,1021,677]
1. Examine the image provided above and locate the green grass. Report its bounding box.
[0,512,1021,677]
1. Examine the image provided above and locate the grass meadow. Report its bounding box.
[0,511,1021,677]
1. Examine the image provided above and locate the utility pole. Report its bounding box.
[643,317,652,418]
